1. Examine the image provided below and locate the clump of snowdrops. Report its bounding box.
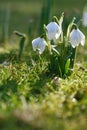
[32,13,85,78]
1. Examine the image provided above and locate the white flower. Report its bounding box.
[82,11,87,27]
[46,22,61,40]
[32,37,47,54]
[69,29,85,48]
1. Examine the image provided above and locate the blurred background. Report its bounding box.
[0,0,87,37]
[0,0,87,60]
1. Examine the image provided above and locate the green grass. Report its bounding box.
[0,54,87,130]
[0,0,87,130]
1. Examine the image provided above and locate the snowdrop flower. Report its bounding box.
[70,29,85,48]
[32,37,47,54]
[82,11,87,27]
[46,22,61,40]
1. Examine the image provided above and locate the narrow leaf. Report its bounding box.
[52,47,60,56]
[65,58,70,74]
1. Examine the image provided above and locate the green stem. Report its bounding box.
[18,36,26,59]
[14,31,26,59]
[70,46,77,69]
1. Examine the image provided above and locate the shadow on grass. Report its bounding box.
[0,49,18,63]
[0,79,18,101]
[0,114,42,130]
[29,76,48,95]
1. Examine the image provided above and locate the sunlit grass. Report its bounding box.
[0,55,87,130]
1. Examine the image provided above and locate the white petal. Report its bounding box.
[55,31,61,39]
[70,29,80,47]
[77,29,85,46]
[47,32,56,40]
[46,22,61,40]
[32,37,40,51]
[70,28,85,48]
[38,38,46,54]
[71,44,76,48]
[81,37,85,46]
[32,37,46,54]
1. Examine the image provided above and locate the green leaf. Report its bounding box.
[14,31,26,59]
[52,47,60,56]
[66,17,76,39]
[65,58,70,74]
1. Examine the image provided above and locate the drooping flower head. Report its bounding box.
[46,22,61,40]
[70,28,85,48]
[32,37,47,54]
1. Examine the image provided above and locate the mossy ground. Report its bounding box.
[0,0,87,130]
